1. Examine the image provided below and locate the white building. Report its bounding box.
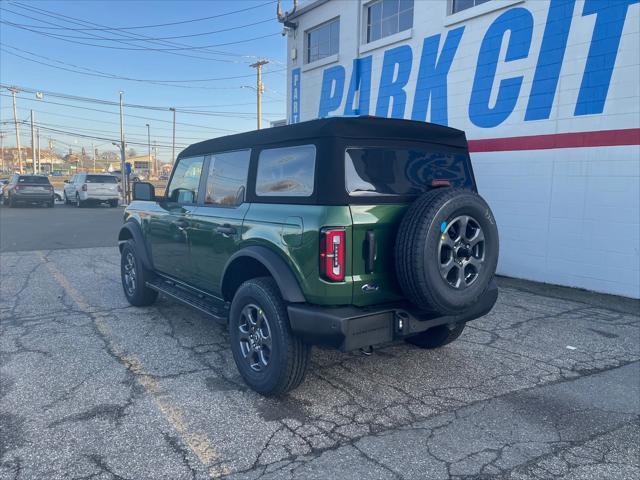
[283,0,640,298]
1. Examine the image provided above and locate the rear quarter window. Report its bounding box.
[345,147,473,196]
[255,145,316,197]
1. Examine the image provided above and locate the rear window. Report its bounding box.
[18,176,50,184]
[86,175,117,183]
[256,145,316,197]
[345,147,472,196]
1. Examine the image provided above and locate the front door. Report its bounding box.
[147,155,205,280]
[188,149,252,294]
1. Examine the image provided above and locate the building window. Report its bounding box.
[366,0,414,43]
[306,19,339,64]
[451,0,492,14]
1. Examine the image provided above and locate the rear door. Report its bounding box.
[147,155,205,280]
[345,145,474,306]
[188,149,251,294]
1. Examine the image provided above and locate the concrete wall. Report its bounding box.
[286,0,640,298]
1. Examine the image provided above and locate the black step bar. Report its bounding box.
[146,276,229,323]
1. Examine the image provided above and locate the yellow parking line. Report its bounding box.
[38,252,228,478]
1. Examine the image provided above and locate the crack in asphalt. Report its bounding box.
[1,247,638,479]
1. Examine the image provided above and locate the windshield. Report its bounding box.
[345,147,472,196]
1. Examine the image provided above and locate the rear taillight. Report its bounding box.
[320,228,345,282]
[81,184,87,192]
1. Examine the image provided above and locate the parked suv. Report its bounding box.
[118,117,499,395]
[64,173,120,207]
[2,174,55,207]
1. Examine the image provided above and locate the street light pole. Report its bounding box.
[169,108,176,167]
[250,60,269,130]
[9,87,22,173]
[119,91,127,205]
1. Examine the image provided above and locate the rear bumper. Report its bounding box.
[80,192,119,201]
[12,192,53,202]
[288,279,498,351]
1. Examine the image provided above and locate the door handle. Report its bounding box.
[216,224,236,236]
[174,219,189,231]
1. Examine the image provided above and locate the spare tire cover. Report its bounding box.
[395,188,499,315]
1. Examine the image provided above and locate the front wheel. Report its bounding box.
[120,240,158,307]
[229,277,310,396]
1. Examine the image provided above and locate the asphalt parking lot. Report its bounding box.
[1,207,639,479]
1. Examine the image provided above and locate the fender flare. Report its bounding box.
[118,221,153,271]
[221,246,306,303]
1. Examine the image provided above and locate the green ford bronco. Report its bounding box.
[119,117,499,395]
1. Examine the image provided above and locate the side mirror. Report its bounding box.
[133,182,155,201]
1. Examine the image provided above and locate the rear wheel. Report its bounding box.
[120,240,158,307]
[229,277,310,396]
[406,323,466,349]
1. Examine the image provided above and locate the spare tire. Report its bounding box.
[395,188,498,315]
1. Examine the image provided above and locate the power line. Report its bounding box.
[7,1,275,31]
[1,43,286,83]
[4,3,265,64]
[1,19,282,51]
[0,93,241,133]
[3,16,277,41]
[0,84,284,116]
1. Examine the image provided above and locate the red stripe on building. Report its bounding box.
[468,128,640,153]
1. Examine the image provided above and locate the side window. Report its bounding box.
[166,156,204,205]
[255,145,316,197]
[204,149,250,207]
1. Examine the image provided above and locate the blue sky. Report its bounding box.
[0,0,287,162]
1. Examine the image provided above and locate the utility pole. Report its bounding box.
[30,110,36,174]
[169,108,176,166]
[36,128,41,173]
[0,133,4,173]
[91,142,95,172]
[9,87,22,173]
[119,91,127,205]
[146,123,152,178]
[250,60,269,130]
[153,141,158,178]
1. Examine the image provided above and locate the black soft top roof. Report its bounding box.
[179,116,468,159]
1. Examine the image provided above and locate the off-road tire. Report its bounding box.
[120,240,158,307]
[406,323,466,349]
[229,277,310,396]
[395,188,499,315]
